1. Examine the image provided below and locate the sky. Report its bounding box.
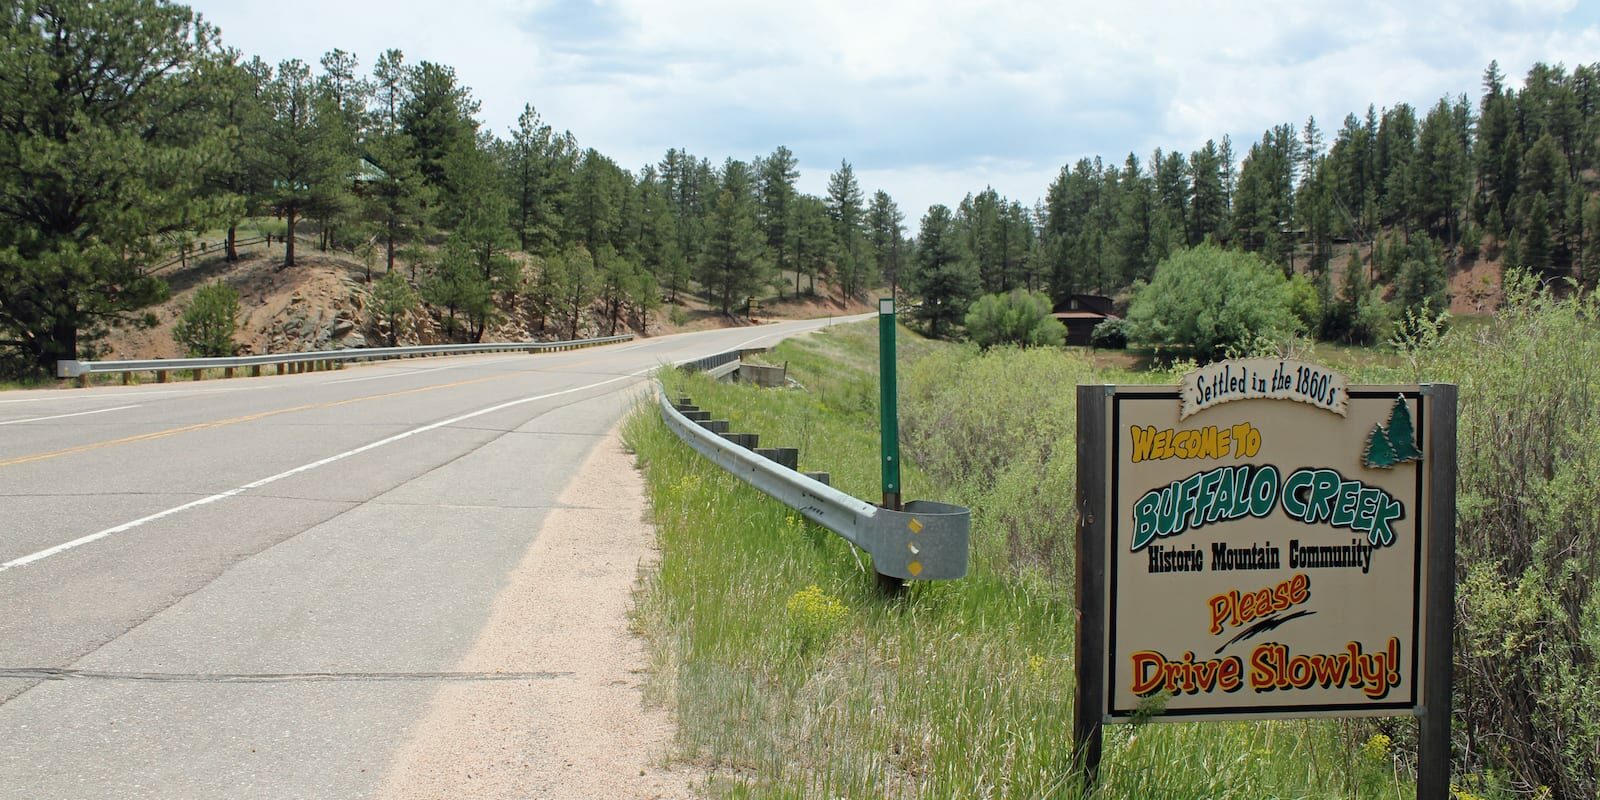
[191,0,1600,221]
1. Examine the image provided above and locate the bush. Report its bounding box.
[901,345,1124,580]
[172,281,240,357]
[1090,318,1128,349]
[963,289,1065,350]
[1124,244,1300,358]
[1409,271,1600,798]
[1286,272,1323,334]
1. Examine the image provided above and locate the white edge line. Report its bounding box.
[0,405,143,427]
[0,370,649,574]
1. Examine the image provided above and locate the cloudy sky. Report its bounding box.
[192,0,1599,220]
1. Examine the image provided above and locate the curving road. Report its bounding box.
[0,315,866,799]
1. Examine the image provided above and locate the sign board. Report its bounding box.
[1074,361,1455,734]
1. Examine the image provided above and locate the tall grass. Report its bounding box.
[1402,275,1600,799]
[625,323,1415,798]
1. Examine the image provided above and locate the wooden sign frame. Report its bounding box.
[1073,380,1455,798]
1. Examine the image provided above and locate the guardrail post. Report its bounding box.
[76,374,90,388]
[156,369,168,383]
[878,298,901,512]
[877,298,905,593]
[192,368,203,381]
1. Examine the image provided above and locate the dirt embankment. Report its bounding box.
[100,251,875,361]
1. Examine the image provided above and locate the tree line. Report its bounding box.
[3,0,1597,376]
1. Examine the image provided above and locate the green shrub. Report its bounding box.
[172,281,240,357]
[1124,244,1300,359]
[901,345,1112,580]
[1407,271,1600,798]
[963,289,1065,350]
[1286,272,1323,334]
[1089,318,1128,349]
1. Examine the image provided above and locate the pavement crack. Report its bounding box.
[0,667,571,684]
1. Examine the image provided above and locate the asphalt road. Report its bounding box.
[0,315,866,799]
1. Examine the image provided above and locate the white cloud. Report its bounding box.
[192,0,1598,221]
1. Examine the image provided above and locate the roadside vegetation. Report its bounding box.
[627,323,1417,799]
[629,278,1600,797]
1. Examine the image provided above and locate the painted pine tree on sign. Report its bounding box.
[1364,396,1420,468]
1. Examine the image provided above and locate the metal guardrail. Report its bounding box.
[657,387,968,581]
[57,334,635,383]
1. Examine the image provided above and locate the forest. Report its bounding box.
[2,0,1599,377]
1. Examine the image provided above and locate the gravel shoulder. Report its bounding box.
[377,422,698,800]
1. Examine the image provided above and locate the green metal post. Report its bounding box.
[879,298,901,512]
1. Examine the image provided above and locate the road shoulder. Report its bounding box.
[377,420,698,800]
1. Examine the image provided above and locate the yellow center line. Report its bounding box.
[0,373,509,470]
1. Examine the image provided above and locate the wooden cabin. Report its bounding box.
[1052,294,1119,346]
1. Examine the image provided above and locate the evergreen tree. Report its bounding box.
[1516,133,1570,269]
[422,239,488,340]
[363,50,430,272]
[556,243,598,339]
[507,105,574,255]
[701,161,769,314]
[258,59,347,267]
[1190,142,1222,244]
[1476,61,1518,235]
[204,51,268,262]
[370,269,418,346]
[791,195,834,296]
[1395,237,1450,321]
[909,204,979,339]
[758,146,799,292]
[1414,96,1472,245]
[0,0,230,373]
[173,282,241,358]
[633,166,684,302]
[400,61,479,194]
[826,161,869,297]
[658,148,713,287]
[866,190,906,297]
[1521,192,1554,270]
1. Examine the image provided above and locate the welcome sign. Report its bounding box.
[1074,363,1455,725]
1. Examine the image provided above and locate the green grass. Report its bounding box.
[0,374,64,391]
[624,322,1425,798]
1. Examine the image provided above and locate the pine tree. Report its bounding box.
[173,282,241,358]
[508,104,573,256]
[909,205,979,339]
[826,161,868,297]
[758,146,799,292]
[400,61,480,195]
[866,191,906,297]
[370,270,418,346]
[203,51,267,263]
[791,195,835,296]
[0,0,230,373]
[258,59,348,268]
[701,161,769,315]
